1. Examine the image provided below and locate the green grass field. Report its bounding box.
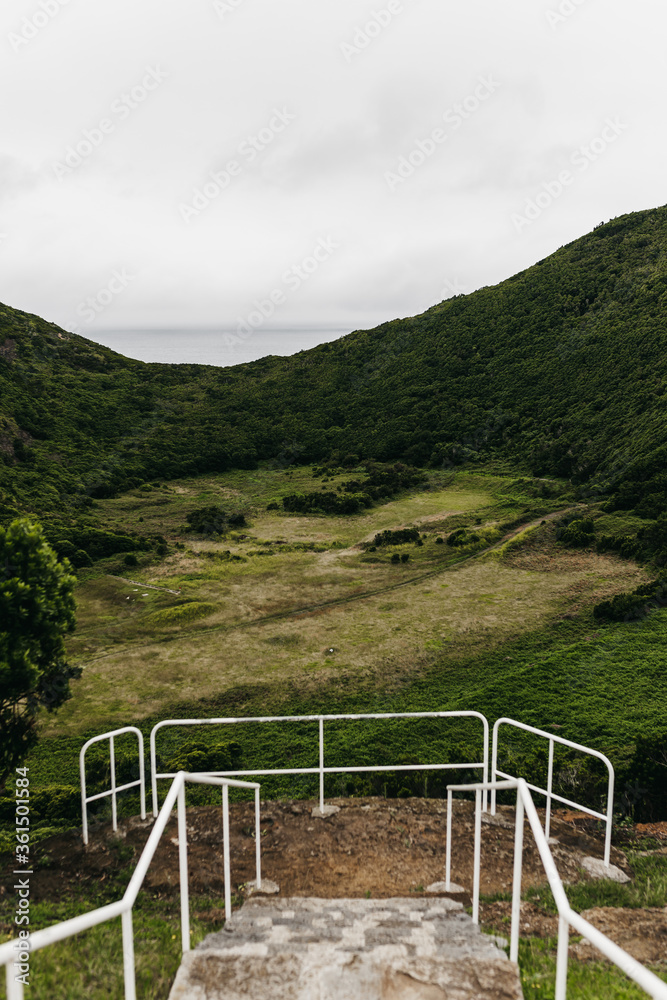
[38,467,647,738]
[3,465,667,1000]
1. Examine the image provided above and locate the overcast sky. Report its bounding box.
[1,0,665,346]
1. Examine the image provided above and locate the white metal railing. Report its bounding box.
[492,717,615,866]
[80,727,146,845]
[447,778,667,1000]
[149,711,490,816]
[2,772,261,1000]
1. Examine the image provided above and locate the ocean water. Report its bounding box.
[85,326,353,367]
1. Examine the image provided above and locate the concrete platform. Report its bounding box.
[169,897,524,999]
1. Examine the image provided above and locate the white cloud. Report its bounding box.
[0,0,666,339]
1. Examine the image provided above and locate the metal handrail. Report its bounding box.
[492,717,615,865]
[150,711,490,817]
[80,727,146,845]
[2,772,262,1000]
[446,778,667,1000]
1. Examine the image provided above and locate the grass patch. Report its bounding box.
[143,602,217,627]
[0,896,226,1000]
[517,936,667,1000]
[522,852,667,913]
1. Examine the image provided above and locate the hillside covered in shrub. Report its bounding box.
[1,204,666,556]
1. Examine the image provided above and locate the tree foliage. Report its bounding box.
[0,519,78,788]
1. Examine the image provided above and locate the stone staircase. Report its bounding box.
[168,896,524,999]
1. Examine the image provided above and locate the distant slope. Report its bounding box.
[1,204,666,530]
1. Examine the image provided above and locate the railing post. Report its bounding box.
[6,962,24,1000]
[445,788,453,891]
[254,786,262,891]
[472,788,481,924]
[121,909,136,1000]
[510,790,524,964]
[555,914,569,1000]
[110,735,117,833]
[319,718,324,813]
[482,716,489,813]
[604,766,615,867]
[80,748,89,847]
[138,734,146,821]
[150,726,159,818]
[545,739,554,842]
[491,722,499,815]
[177,778,190,953]
[222,783,232,922]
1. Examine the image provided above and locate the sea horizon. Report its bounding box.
[80,324,357,367]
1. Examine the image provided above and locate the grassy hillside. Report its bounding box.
[5,464,664,838]
[1,205,666,543]
[1,205,666,832]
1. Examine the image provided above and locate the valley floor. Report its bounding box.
[45,467,649,736]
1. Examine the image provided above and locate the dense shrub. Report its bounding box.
[621,733,667,821]
[372,527,419,547]
[447,528,480,547]
[185,506,247,535]
[282,491,371,515]
[557,518,596,547]
[594,574,667,622]
[160,739,242,774]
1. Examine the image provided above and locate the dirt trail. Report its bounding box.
[0,797,630,909]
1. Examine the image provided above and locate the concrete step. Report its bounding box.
[169,897,524,999]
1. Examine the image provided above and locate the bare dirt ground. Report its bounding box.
[2,801,657,908]
[3,801,665,964]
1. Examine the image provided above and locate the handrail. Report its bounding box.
[150,711,490,817]
[80,727,146,845]
[446,778,667,1000]
[492,717,615,865]
[1,772,262,1000]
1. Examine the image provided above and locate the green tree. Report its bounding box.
[0,520,78,789]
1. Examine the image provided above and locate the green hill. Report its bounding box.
[1,205,666,554]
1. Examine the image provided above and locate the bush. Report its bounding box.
[558,518,596,548]
[594,574,667,622]
[391,553,400,564]
[282,491,370,515]
[0,784,80,825]
[400,553,410,563]
[623,733,667,821]
[373,528,419,547]
[447,528,480,547]
[160,739,242,774]
[123,553,138,567]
